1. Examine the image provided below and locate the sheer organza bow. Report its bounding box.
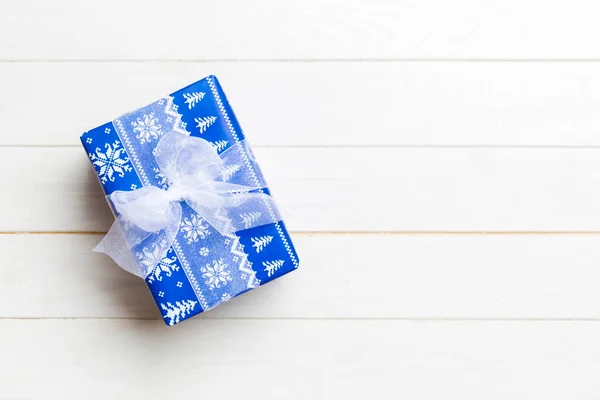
[94,132,281,278]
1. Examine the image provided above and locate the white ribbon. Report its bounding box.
[94,131,281,278]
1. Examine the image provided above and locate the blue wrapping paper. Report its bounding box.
[81,76,299,325]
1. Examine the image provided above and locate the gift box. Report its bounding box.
[81,75,299,326]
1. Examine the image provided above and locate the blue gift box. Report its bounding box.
[81,76,299,326]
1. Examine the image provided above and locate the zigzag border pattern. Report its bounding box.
[162,90,254,306]
[159,97,208,310]
[116,106,206,313]
[172,238,208,310]
[211,205,258,289]
[226,232,260,289]
[114,119,150,186]
[273,222,298,268]
[163,96,191,135]
[207,76,298,270]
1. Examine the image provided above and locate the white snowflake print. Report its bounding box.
[180,214,210,244]
[183,92,205,109]
[199,247,210,257]
[161,299,197,326]
[104,127,111,134]
[194,116,217,134]
[221,293,232,302]
[201,259,232,290]
[240,212,261,229]
[131,113,163,144]
[211,140,228,152]
[138,245,179,283]
[263,259,285,277]
[89,140,133,183]
[86,137,93,144]
[153,167,168,188]
[251,235,273,253]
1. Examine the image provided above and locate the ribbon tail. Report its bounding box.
[187,192,282,235]
[94,203,183,279]
[218,140,269,188]
[93,219,146,278]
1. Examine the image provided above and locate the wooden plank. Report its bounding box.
[2,319,600,399]
[2,0,600,60]
[3,62,600,147]
[2,234,600,319]
[2,147,600,232]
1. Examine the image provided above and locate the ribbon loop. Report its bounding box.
[94,132,282,279]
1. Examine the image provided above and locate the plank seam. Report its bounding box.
[6,58,600,63]
[2,231,600,236]
[8,144,600,149]
[3,317,600,322]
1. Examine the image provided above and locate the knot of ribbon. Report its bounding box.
[94,131,281,278]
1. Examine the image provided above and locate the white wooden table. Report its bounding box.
[2,0,600,398]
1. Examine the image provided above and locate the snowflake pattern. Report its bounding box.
[131,113,163,144]
[221,293,232,302]
[89,140,133,183]
[138,245,179,283]
[83,78,299,325]
[180,214,210,244]
[201,259,232,290]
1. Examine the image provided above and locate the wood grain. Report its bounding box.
[2,319,600,399]
[2,0,600,60]
[2,147,600,232]
[3,62,600,147]
[2,234,600,319]
[4,0,600,395]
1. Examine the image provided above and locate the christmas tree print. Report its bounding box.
[240,212,261,229]
[161,300,198,326]
[194,116,217,134]
[211,140,228,152]
[221,164,241,181]
[263,260,285,277]
[251,236,273,253]
[183,92,205,109]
